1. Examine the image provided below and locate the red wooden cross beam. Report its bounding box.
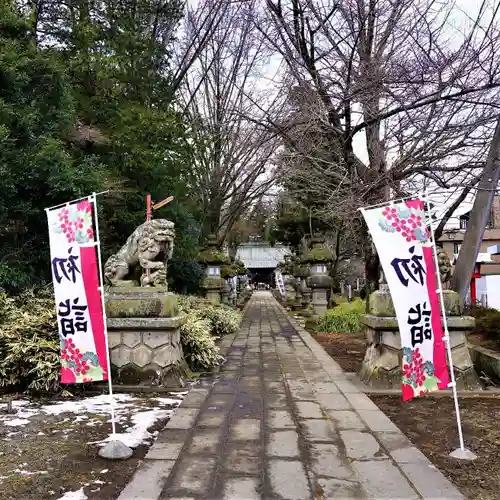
[145,193,174,224]
[145,193,175,282]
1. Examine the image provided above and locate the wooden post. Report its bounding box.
[146,193,152,223]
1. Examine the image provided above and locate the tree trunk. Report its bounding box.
[450,117,500,303]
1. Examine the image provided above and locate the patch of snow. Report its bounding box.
[4,419,30,427]
[92,408,173,448]
[153,397,183,406]
[56,488,88,500]
[0,392,184,444]
[99,469,108,474]
[13,469,48,476]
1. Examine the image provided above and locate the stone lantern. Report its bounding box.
[295,255,312,315]
[198,234,229,305]
[282,255,296,308]
[303,234,334,315]
[221,262,237,306]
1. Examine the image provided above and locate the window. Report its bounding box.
[459,217,468,230]
[454,242,461,254]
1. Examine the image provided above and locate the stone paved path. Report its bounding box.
[118,292,464,500]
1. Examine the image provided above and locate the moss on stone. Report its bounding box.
[301,234,335,264]
[198,234,230,265]
[221,264,237,279]
[105,292,178,318]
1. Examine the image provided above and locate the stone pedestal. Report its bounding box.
[221,280,231,305]
[292,276,302,310]
[300,279,312,315]
[283,274,296,308]
[306,264,332,315]
[106,288,187,387]
[202,275,225,305]
[359,289,481,389]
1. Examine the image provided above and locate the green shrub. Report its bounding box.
[318,299,365,333]
[0,289,61,393]
[177,294,242,337]
[204,306,241,336]
[180,316,221,371]
[468,306,500,345]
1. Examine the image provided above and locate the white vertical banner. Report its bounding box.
[275,270,286,298]
[46,198,109,384]
[361,199,450,401]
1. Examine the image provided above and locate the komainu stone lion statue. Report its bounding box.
[437,246,452,283]
[104,219,175,288]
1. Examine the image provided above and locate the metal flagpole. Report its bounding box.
[422,191,477,461]
[46,190,110,211]
[92,192,133,460]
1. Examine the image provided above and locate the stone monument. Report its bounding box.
[104,219,187,387]
[303,233,334,315]
[198,235,228,305]
[359,249,481,389]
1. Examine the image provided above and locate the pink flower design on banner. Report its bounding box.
[52,199,95,244]
[60,337,103,383]
[378,200,429,243]
[401,347,442,401]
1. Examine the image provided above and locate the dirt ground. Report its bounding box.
[372,395,500,500]
[0,393,183,500]
[314,331,365,373]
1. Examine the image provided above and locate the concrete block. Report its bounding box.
[316,393,351,410]
[311,382,340,394]
[180,389,209,408]
[167,408,199,429]
[399,462,464,499]
[300,419,336,442]
[375,432,429,464]
[343,392,380,411]
[145,440,185,460]
[224,447,260,475]
[187,428,223,455]
[295,401,323,419]
[340,430,386,460]
[170,456,216,494]
[352,460,419,500]
[268,430,300,457]
[231,418,261,441]
[196,411,227,428]
[223,478,260,500]
[357,409,400,433]
[309,443,351,479]
[315,478,364,499]
[327,411,366,430]
[268,410,296,429]
[269,460,310,500]
[117,460,175,500]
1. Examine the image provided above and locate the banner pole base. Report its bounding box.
[449,447,477,461]
[98,439,133,460]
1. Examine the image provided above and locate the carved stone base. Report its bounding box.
[106,290,187,387]
[359,315,482,390]
[107,316,187,387]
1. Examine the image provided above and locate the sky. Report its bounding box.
[182,0,498,227]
